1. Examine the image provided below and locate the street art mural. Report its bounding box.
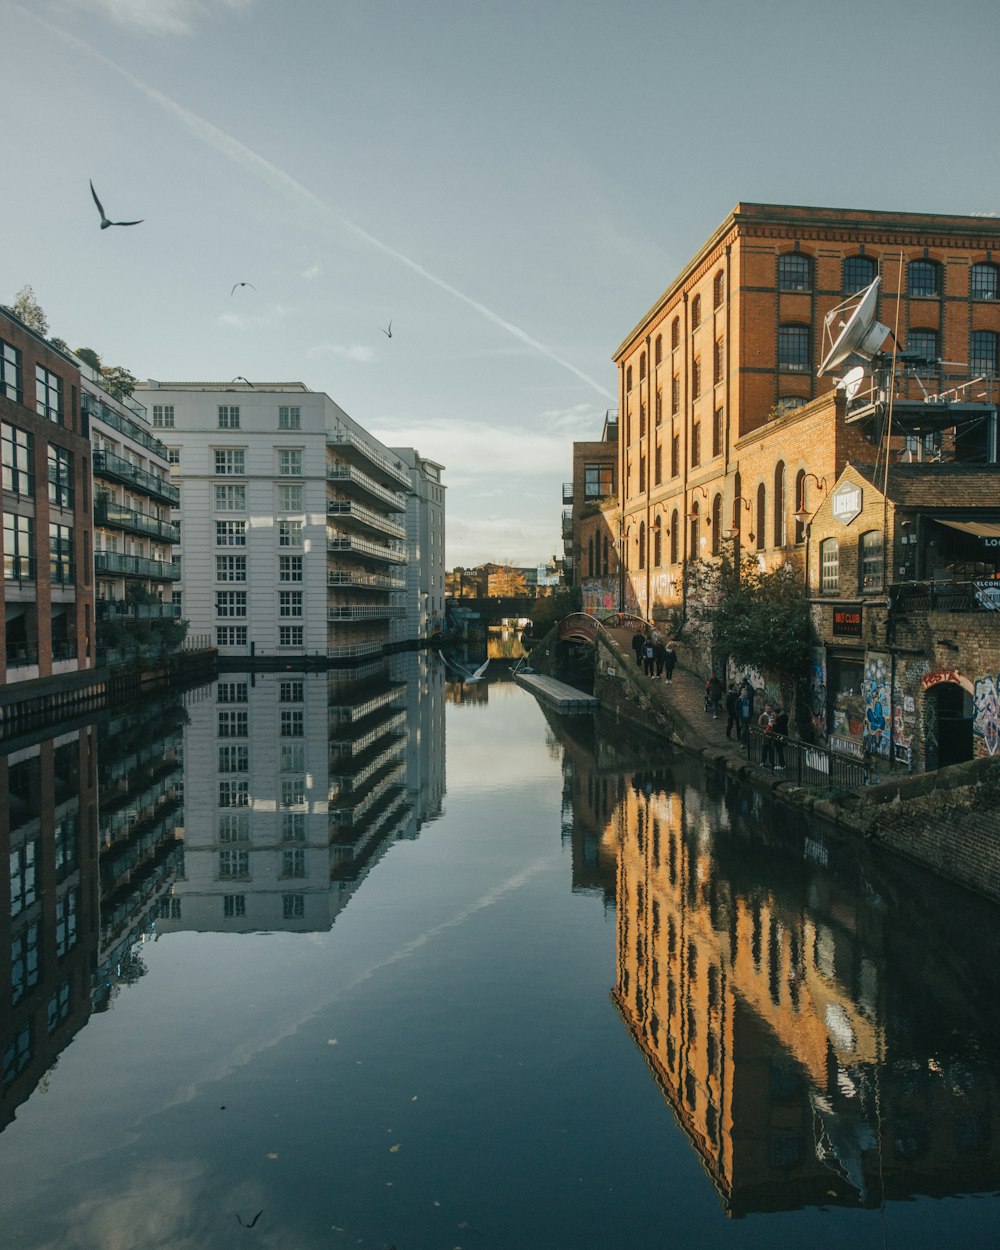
[809,648,827,738]
[974,674,1000,756]
[863,653,891,758]
[582,576,625,616]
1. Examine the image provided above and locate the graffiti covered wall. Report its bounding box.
[974,673,1000,756]
[863,652,891,758]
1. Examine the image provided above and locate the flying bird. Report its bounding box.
[231,282,257,295]
[380,321,392,338]
[232,376,255,388]
[235,1211,263,1228]
[89,180,143,229]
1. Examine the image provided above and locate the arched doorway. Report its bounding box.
[923,677,974,769]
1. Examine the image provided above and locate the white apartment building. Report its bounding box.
[133,381,419,659]
[392,448,446,642]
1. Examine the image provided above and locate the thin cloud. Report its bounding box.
[307,342,375,363]
[300,264,322,280]
[61,0,255,36]
[375,414,601,474]
[15,5,614,402]
[217,304,290,331]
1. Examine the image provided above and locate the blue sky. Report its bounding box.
[2,0,996,565]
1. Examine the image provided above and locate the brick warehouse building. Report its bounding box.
[613,203,1000,625]
[1,310,93,684]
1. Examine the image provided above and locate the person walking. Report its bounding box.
[707,673,724,719]
[772,705,789,769]
[738,686,754,741]
[663,643,677,684]
[652,637,667,679]
[724,683,740,740]
[759,702,775,768]
[631,630,645,666]
[642,636,656,677]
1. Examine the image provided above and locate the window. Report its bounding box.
[670,430,680,478]
[277,484,302,511]
[35,366,63,424]
[219,779,249,807]
[653,516,662,567]
[0,339,22,402]
[217,625,248,647]
[218,405,240,428]
[638,455,646,492]
[907,328,938,360]
[4,513,34,581]
[218,709,248,736]
[671,375,680,415]
[655,390,662,425]
[689,501,700,557]
[278,555,303,582]
[167,448,180,467]
[844,255,877,294]
[280,679,304,701]
[151,405,175,428]
[217,680,248,702]
[280,743,305,770]
[775,396,807,416]
[713,271,725,307]
[216,555,246,581]
[280,708,304,736]
[49,523,74,584]
[583,464,613,498]
[223,895,246,918]
[283,893,304,919]
[281,776,306,806]
[216,521,246,546]
[971,330,999,375]
[279,625,303,646]
[773,462,786,546]
[47,982,70,1032]
[654,335,663,365]
[778,325,810,371]
[691,294,701,328]
[11,922,39,1004]
[10,841,36,918]
[820,539,839,593]
[671,317,680,350]
[971,263,1000,301]
[216,591,247,617]
[279,590,303,617]
[713,407,724,458]
[794,469,807,544]
[218,849,249,879]
[278,449,302,476]
[638,521,646,569]
[692,358,701,399]
[218,812,249,841]
[908,259,940,297]
[3,1026,31,1086]
[639,351,646,380]
[2,424,33,496]
[215,484,245,511]
[214,449,245,475]
[755,483,766,550]
[639,401,646,438]
[670,510,679,564]
[778,253,811,291]
[711,494,722,555]
[860,530,884,590]
[54,815,77,881]
[713,340,724,386]
[218,744,249,772]
[691,419,701,467]
[281,813,306,841]
[654,444,662,485]
[282,848,306,878]
[278,520,302,547]
[278,405,301,429]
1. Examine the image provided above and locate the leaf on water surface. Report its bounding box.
[328,1039,337,1045]
[266,1152,278,1159]
[389,1143,401,1152]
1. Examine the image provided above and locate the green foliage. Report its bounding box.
[100,365,138,400]
[529,585,581,636]
[76,347,102,371]
[8,285,48,335]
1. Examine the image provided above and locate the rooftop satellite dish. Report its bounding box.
[837,365,866,402]
[818,277,891,376]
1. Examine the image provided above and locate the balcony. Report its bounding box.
[92,450,180,507]
[327,535,407,565]
[890,579,1000,614]
[82,393,167,461]
[328,604,406,622]
[95,497,180,544]
[96,598,182,621]
[562,482,574,505]
[327,431,412,491]
[327,500,406,541]
[327,464,407,513]
[95,551,180,581]
[561,508,573,539]
[326,639,385,660]
[328,570,406,591]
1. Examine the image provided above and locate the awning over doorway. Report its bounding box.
[932,518,1000,539]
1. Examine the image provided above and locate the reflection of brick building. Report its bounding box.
[613,204,1000,625]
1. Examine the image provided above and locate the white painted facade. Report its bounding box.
[392,448,447,641]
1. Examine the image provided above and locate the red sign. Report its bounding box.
[832,607,863,637]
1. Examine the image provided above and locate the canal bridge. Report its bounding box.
[447,596,536,625]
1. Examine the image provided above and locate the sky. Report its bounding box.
[2,0,997,567]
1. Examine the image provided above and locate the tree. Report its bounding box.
[100,364,137,401]
[487,562,530,597]
[75,347,102,371]
[8,285,48,335]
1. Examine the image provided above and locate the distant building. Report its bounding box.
[393,448,446,641]
[562,412,620,610]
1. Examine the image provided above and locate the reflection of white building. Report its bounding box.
[161,655,444,934]
[133,381,422,659]
[392,449,446,642]
[395,652,446,836]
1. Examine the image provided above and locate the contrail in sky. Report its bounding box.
[14,4,615,401]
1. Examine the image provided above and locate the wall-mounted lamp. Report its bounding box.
[794,473,828,526]
[722,496,751,539]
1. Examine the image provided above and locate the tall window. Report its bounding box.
[626,365,633,391]
[639,402,646,438]
[691,295,702,328]
[639,351,646,381]
[278,520,303,547]
[971,263,1000,301]
[907,328,938,360]
[278,449,302,476]
[844,255,877,294]
[654,335,663,365]
[655,389,662,425]
[654,443,662,485]
[794,469,807,544]
[713,271,725,307]
[277,484,302,511]
[638,454,646,492]
[638,521,646,569]
[216,591,247,617]
[216,521,246,546]
[214,449,245,475]
[778,325,810,371]
[971,330,999,375]
[713,407,724,458]
[215,484,246,511]
[151,405,175,428]
[216,555,246,581]
[691,419,701,466]
[2,424,33,496]
[49,524,74,584]
[35,366,63,424]
[773,462,786,547]
[653,517,662,566]
[713,339,724,386]
[755,483,766,551]
[279,556,303,581]
[860,530,884,590]
[670,429,680,478]
[689,501,700,557]
[1,340,23,402]
[47,446,73,508]
[820,538,839,593]
[218,405,240,429]
[908,260,940,297]
[671,317,680,349]
[278,405,301,429]
[279,591,303,617]
[778,253,811,291]
[587,537,594,577]
[711,494,722,555]
[670,510,679,564]
[671,375,680,415]
[692,358,701,399]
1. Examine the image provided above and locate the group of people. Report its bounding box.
[630,629,677,683]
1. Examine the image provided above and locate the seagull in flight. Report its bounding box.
[380,321,392,339]
[231,282,257,295]
[89,180,143,229]
[232,376,255,388]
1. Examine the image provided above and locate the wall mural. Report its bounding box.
[809,648,827,738]
[974,674,1000,756]
[581,576,626,616]
[863,653,891,758]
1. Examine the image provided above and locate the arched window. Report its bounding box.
[654,334,663,364]
[671,374,680,414]
[691,294,702,328]
[671,317,680,350]
[778,324,810,371]
[908,259,940,297]
[907,328,938,361]
[971,263,1000,301]
[711,493,722,555]
[778,253,811,291]
[639,351,647,380]
[794,468,807,544]
[670,510,679,564]
[755,483,766,550]
[653,515,662,567]
[844,255,877,294]
[713,271,725,307]
[655,389,662,425]
[714,338,725,385]
[626,365,633,391]
[773,461,786,547]
[820,538,839,593]
[713,406,724,457]
[860,530,884,590]
[638,521,646,569]
[692,358,701,399]
[587,536,595,577]
[971,330,999,375]
[689,500,700,558]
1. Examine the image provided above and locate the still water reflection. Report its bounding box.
[1,658,999,1249]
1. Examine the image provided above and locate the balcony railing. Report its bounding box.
[92,450,180,506]
[561,509,573,539]
[95,497,179,543]
[95,551,180,581]
[326,639,385,660]
[327,500,407,541]
[327,464,407,513]
[83,393,167,460]
[328,570,406,591]
[562,482,574,505]
[890,579,1000,614]
[328,431,412,491]
[96,598,182,621]
[6,643,38,666]
[328,604,406,622]
[327,535,407,564]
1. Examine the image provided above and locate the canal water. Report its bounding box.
[2,655,1000,1250]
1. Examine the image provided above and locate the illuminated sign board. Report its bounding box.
[832,606,863,637]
